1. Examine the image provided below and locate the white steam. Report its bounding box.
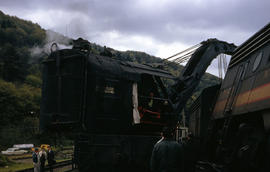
[30,30,73,57]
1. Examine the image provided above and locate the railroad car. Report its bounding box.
[205,23,270,171]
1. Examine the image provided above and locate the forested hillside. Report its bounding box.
[0,10,219,148]
[0,11,47,148]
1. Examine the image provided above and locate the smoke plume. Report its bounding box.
[30,30,73,57]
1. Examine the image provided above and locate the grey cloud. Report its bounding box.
[0,0,269,46]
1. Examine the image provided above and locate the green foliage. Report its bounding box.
[0,154,13,167]
[0,79,21,125]
[0,79,41,124]
[0,11,46,82]
[0,117,39,146]
[0,11,46,47]
[0,79,40,146]
[17,84,41,114]
[0,161,33,172]
[0,11,45,148]
[25,75,42,88]
[0,44,30,82]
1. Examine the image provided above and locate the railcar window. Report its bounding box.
[104,86,115,94]
[96,84,116,95]
[252,51,263,72]
[95,78,119,95]
[241,61,249,80]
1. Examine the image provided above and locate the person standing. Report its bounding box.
[183,132,198,172]
[33,148,40,172]
[47,146,55,172]
[150,126,184,172]
[39,147,47,172]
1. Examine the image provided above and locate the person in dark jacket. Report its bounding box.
[150,126,183,172]
[33,148,40,172]
[47,146,55,172]
[183,132,199,172]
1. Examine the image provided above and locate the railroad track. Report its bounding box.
[16,160,74,172]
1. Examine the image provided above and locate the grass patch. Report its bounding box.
[0,162,33,172]
[0,154,14,167]
[8,154,32,160]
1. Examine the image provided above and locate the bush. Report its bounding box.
[0,154,13,167]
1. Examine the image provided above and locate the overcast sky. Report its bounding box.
[1,0,269,76]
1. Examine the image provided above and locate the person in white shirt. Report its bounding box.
[39,147,47,172]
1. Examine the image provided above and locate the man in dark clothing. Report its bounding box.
[150,126,183,172]
[47,146,55,172]
[183,132,198,172]
[32,148,40,172]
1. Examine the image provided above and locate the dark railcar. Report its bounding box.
[204,23,270,171]
[41,46,176,171]
[213,23,270,118]
[188,84,221,161]
[188,85,220,142]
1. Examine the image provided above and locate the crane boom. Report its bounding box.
[168,39,237,118]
